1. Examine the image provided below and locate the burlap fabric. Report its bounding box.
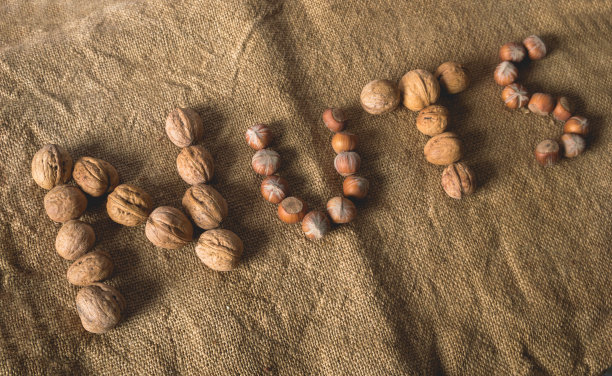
[1,0,611,375]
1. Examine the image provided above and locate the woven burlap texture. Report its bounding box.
[1,0,611,375]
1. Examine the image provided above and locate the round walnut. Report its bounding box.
[73,157,119,197]
[145,206,193,249]
[106,184,153,226]
[423,132,462,165]
[67,250,114,286]
[75,282,125,334]
[176,145,214,185]
[182,184,228,230]
[31,144,73,190]
[44,185,87,223]
[441,163,476,199]
[360,79,401,115]
[165,107,204,148]
[398,69,440,111]
[435,62,470,94]
[416,105,449,136]
[195,229,244,272]
[55,220,95,260]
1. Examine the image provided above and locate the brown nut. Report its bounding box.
[499,42,526,62]
[399,70,440,111]
[334,151,361,176]
[278,197,308,224]
[423,132,462,165]
[106,184,153,226]
[360,79,401,115]
[55,220,95,260]
[322,108,347,132]
[560,134,586,158]
[252,149,280,176]
[31,144,73,190]
[245,124,272,150]
[523,35,547,60]
[553,97,573,122]
[563,116,589,136]
[176,145,214,185]
[326,197,356,224]
[528,93,555,116]
[182,184,228,230]
[494,61,518,86]
[435,62,470,94]
[260,175,289,204]
[501,83,529,109]
[75,283,125,334]
[165,107,204,148]
[145,206,193,249]
[343,176,369,200]
[67,250,113,286]
[535,139,560,166]
[44,185,87,223]
[195,229,243,271]
[73,157,119,197]
[441,163,476,199]
[331,132,358,154]
[416,105,449,136]
[301,211,331,240]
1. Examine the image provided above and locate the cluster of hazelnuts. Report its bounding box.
[358,62,476,199]
[494,35,590,166]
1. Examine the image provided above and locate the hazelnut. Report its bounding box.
[245,124,272,150]
[416,105,449,136]
[434,62,470,94]
[75,282,125,334]
[322,108,347,132]
[145,206,193,249]
[106,184,153,226]
[326,197,356,224]
[535,139,560,166]
[67,250,113,286]
[252,149,281,176]
[55,220,95,260]
[423,132,462,165]
[563,116,589,136]
[301,211,331,240]
[176,145,214,185]
[560,134,586,158]
[494,61,518,86]
[331,132,358,154]
[278,197,308,224]
[44,185,87,223]
[398,69,440,111]
[343,176,369,200]
[360,79,401,115]
[441,163,476,199]
[553,97,573,122]
[499,42,526,62]
[196,229,243,271]
[31,144,73,190]
[260,175,289,204]
[73,157,119,197]
[528,93,555,116]
[523,35,547,60]
[501,83,530,109]
[182,184,228,230]
[165,107,203,148]
[334,151,361,176]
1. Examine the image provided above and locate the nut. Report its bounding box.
[301,211,330,240]
[31,144,73,190]
[55,220,95,260]
[260,175,289,204]
[360,79,401,115]
[44,185,87,223]
[75,282,125,334]
[563,116,589,136]
[106,184,153,226]
[67,250,113,286]
[278,197,308,224]
[499,42,526,62]
[423,132,462,165]
[560,133,585,158]
[553,97,573,122]
[535,139,560,166]
[252,149,280,176]
[334,151,361,176]
[331,132,358,154]
[145,206,193,249]
[434,62,470,94]
[176,145,214,185]
[528,93,555,116]
[523,35,547,60]
[195,229,243,271]
[322,108,347,132]
[441,163,476,199]
[165,107,204,148]
[326,197,356,224]
[73,157,119,197]
[494,61,518,86]
[245,124,272,150]
[416,105,449,136]
[182,184,228,230]
[501,84,529,109]
[343,176,369,200]
[398,70,440,111]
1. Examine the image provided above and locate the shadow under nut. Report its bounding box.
[75,282,125,334]
[145,206,193,249]
[182,184,228,230]
[195,229,243,271]
[106,184,153,226]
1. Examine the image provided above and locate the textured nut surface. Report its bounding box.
[73,157,119,197]
[424,132,462,165]
[535,139,560,166]
[76,283,125,334]
[245,124,272,150]
[260,175,289,204]
[44,185,87,223]
[331,132,358,154]
[434,62,469,94]
[499,42,526,62]
[176,146,214,185]
[67,250,114,286]
[563,116,589,136]
[398,70,440,111]
[278,197,308,224]
[55,220,95,260]
[182,184,228,230]
[560,134,585,158]
[334,151,361,176]
[528,93,555,116]
[523,35,547,60]
[31,144,73,190]
[322,108,346,132]
[416,105,449,136]
[107,184,153,226]
[195,229,243,271]
[501,84,529,109]
[165,107,203,148]
[553,97,573,122]
[251,149,281,176]
[360,79,401,115]
[494,62,518,86]
[343,175,369,200]
[326,197,356,224]
[145,206,193,249]
[441,163,476,199]
[302,211,330,240]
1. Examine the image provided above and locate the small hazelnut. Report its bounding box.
[528,93,555,116]
[334,151,361,176]
[31,144,73,190]
[501,83,529,109]
[441,163,476,199]
[360,79,401,115]
[434,62,470,94]
[322,108,347,132]
[260,175,289,204]
[535,139,560,166]
[326,197,356,224]
[343,176,369,200]
[73,157,119,197]
[278,197,308,224]
[563,116,589,136]
[55,220,95,260]
[76,282,125,334]
[106,184,153,226]
[331,132,358,154]
[195,229,243,271]
[67,250,114,286]
[494,61,518,86]
[145,206,193,249]
[44,185,87,223]
[552,97,573,122]
[301,211,331,240]
[252,149,281,176]
[523,35,547,60]
[398,70,440,111]
[560,133,586,158]
[423,132,462,165]
[176,145,214,185]
[416,105,449,136]
[165,107,204,148]
[245,124,272,150]
[182,184,228,230]
[499,42,526,62]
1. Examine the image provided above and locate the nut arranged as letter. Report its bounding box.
[441,163,476,199]
[435,62,470,94]
[252,149,281,176]
[55,220,95,260]
[360,79,401,115]
[176,145,214,185]
[423,132,462,165]
[67,250,114,286]
[145,206,193,249]
[73,157,119,197]
[44,185,87,223]
[301,211,330,240]
[398,69,440,111]
[107,184,153,226]
[195,229,244,271]
[182,184,228,230]
[260,175,289,204]
[165,107,204,148]
[416,105,449,136]
[31,144,73,190]
[326,197,356,224]
[75,282,125,334]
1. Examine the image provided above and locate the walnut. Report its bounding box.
[435,62,470,94]
[55,220,95,260]
[44,185,87,223]
[195,229,243,271]
[182,184,228,230]
[73,157,119,197]
[67,250,113,286]
[106,184,153,226]
[423,132,462,165]
[75,282,125,334]
[165,107,204,148]
[398,69,440,111]
[31,144,73,190]
[176,145,214,185]
[145,206,193,249]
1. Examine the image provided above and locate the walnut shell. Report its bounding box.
[67,250,113,286]
[55,220,95,260]
[441,163,476,199]
[398,69,440,111]
[416,105,449,136]
[424,132,462,165]
[75,283,125,334]
[435,62,470,94]
[176,146,214,185]
[182,184,228,230]
[44,185,87,223]
[31,144,73,190]
[360,79,401,115]
[195,229,243,271]
[145,206,193,249]
[106,184,153,226]
[73,157,119,197]
[165,107,204,148]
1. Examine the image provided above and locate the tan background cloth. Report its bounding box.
[0,0,611,374]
